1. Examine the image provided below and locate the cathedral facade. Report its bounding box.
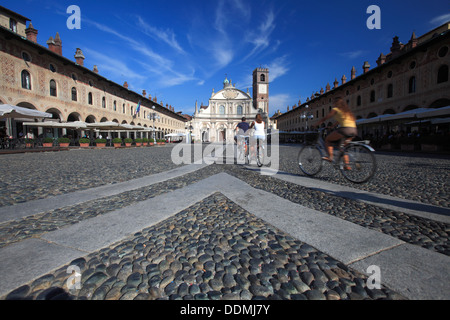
[192,68,269,143]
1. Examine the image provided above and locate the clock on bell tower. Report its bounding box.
[252,67,269,115]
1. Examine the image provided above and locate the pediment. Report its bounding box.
[212,88,251,100]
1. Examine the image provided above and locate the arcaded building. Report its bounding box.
[276,22,450,139]
[0,6,187,139]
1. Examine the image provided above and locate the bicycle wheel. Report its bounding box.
[298,145,323,176]
[237,142,244,160]
[256,143,264,167]
[245,144,250,165]
[339,144,376,183]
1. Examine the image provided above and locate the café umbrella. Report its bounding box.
[0,104,52,119]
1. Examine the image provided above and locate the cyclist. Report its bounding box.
[316,98,357,168]
[235,117,250,139]
[249,114,266,159]
[235,117,250,158]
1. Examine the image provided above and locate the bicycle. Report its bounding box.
[236,134,250,164]
[236,134,265,167]
[297,128,377,183]
[255,137,265,167]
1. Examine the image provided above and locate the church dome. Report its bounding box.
[223,76,232,88]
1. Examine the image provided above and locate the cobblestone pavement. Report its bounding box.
[0,144,449,300]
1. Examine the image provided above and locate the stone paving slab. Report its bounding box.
[349,243,450,300]
[0,238,85,296]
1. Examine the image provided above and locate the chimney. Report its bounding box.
[47,36,56,53]
[123,81,129,89]
[351,66,356,80]
[333,78,339,89]
[25,23,38,43]
[341,75,347,85]
[376,53,386,66]
[74,48,85,66]
[54,32,62,55]
[326,83,331,93]
[390,36,402,57]
[142,90,147,97]
[93,65,99,73]
[363,61,370,74]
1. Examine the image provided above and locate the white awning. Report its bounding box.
[0,104,53,119]
[356,106,450,125]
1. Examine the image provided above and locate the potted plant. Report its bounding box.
[95,138,107,148]
[419,135,445,152]
[135,138,143,146]
[399,136,416,151]
[112,138,122,148]
[149,138,155,146]
[58,137,70,148]
[142,138,149,146]
[43,137,53,148]
[25,138,34,148]
[124,137,133,147]
[79,138,90,148]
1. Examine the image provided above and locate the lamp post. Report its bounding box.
[148,106,160,143]
[185,118,193,144]
[300,105,314,131]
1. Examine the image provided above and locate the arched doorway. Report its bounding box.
[218,129,226,142]
[430,98,450,109]
[403,105,419,112]
[44,108,64,139]
[85,115,96,123]
[13,102,38,138]
[68,112,82,139]
[202,128,210,142]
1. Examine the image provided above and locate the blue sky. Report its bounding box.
[3,0,449,116]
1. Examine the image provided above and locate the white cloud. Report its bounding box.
[270,93,291,111]
[430,13,450,27]
[213,43,234,69]
[267,56,290,82]
[243,10,277,61]
[136,16,186,54]
[87,19,197,88]
[339,50,365,59]
[86,19,172,67]
[84,48,146,81]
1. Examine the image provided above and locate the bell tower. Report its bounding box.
[252,68,269,115]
